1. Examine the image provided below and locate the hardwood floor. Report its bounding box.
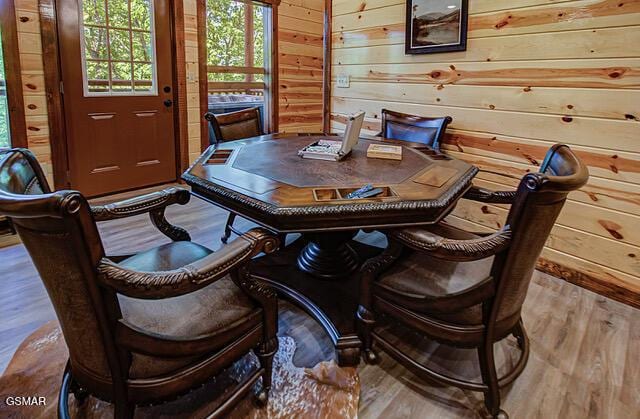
[0,187,638,418]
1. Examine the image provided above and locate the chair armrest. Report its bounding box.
[463,185,517,204]
[389,225,512,262]
[97,228,279,299]
[90,187,190,221]
[91,187,191,241]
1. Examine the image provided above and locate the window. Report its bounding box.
[80,0,157,96]
[0,0,26,148]
[205,0,274,134]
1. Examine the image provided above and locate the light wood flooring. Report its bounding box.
[0,187,638,418]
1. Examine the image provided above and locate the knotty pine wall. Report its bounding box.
[278,0,325,133]
[11,0,326,179]
[184,0,201,165]
[330,0,640,304]
[14,0,52,184]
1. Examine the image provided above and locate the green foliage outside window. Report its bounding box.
[207,0,265,82]
[0,26,11,147]
[82,0,154,93]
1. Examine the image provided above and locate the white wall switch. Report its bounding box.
[337,74,350,88]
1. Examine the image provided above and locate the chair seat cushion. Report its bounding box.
[116,241,260,378]
[376,224,494,325]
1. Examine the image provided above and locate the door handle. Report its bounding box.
[163,99,173,107]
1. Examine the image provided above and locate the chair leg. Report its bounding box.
[69,377,89,405]
[114,400,135,419]
[477,343,507,419]
[221,213,237,244]
[512,320,526,350]
[255,337,278,406]
[58,363,72,419]
[357,305,378,364]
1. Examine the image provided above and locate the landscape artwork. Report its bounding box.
[405,0,468,54]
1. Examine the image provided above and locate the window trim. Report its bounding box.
[197,0,279,151]
[0,0,27,149]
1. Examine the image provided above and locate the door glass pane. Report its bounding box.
[108,0,130,28]
[83,0,107,25]
[0,26,10,147]
[84,27,108,59]
[81,0,157,96]
[131,0,151,30]
[109,29,131,61]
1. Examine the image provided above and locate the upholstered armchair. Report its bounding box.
[204,108,265,245]
[357,144,589,418]
[0,148,280,419]
[205,107,263,145]
[378,109,452,151]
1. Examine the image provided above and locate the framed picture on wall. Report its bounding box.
[405,0,468,54]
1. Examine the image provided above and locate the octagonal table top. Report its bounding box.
[182,134,478,233]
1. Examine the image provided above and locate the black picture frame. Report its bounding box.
[405,0,468,55]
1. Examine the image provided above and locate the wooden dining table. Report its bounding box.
[182,133,478,366]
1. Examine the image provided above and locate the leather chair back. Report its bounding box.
[381,109,452,150]
[491,145,588,326]
[0,150,116,393]
[205,107,263,143]
[0,148,51,195]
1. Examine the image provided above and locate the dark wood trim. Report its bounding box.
[169,0,189,174]
[197,0,209,152]
[537,258,640,309]
[0,0,27,149]
[39,0,69,189]
[322,0,332,134]
[40,0,188,189]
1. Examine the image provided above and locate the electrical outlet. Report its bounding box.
[336,74,350,88]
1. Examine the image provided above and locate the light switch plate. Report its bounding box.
[336,74,350,88]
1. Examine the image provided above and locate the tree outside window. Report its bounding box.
[206,0,267,86]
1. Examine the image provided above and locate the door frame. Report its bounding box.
[39,0,189,191]
[0,0,28,149]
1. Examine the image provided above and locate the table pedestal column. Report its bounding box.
[296,231,360,279]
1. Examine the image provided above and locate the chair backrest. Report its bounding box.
[381,109,452,150]
[0,148,51,195]
[490,144,588,327]
[0,150,118,393]
[204,107,263,143]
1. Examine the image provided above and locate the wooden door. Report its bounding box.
[57,0,176,196]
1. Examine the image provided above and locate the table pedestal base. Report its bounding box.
[250,236,382,366]
[296,231,359,279]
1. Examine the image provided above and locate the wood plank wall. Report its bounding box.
[184,0,201,164]
[330,0,640,305]
[13,0,52,184]
[278,0,325,133]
